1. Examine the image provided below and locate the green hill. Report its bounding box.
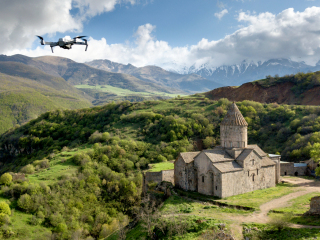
[0,55,184,105]
[0,62,92,134]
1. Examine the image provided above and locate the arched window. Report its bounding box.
[252,174,255,182]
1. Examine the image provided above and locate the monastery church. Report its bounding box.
[174,102,281,198]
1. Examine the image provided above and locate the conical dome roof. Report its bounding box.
[221,102,248,126]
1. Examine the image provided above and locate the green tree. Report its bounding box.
[17,194,33,212]
[0,173,12,185]
[0,202,11,215]
[310,143,320,176]
[20,164,35,174]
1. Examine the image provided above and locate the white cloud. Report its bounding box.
[5,7,320,71]
[0,0,135,53]
[214,9,229,20]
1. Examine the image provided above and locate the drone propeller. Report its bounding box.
[36,35,44,45]
[73,36,87,39]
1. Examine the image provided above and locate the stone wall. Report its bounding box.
[174,157,187,189]
[269,155,281,184]
[280,162,294,176]
[294,166,307,176]
[162,170,174,184]
[145,169,174,189]
[307,196,320,215]
[220,165,275,198]
[194,152,220,196]
[145,171,162,185]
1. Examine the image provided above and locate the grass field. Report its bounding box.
[273,192,320,214]
[243,223,320,240]
[75,84,184,98]
[26,148,90,185]
[217,182,297,209]
[147,162,175,172]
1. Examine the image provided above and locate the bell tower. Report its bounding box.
[220,102,248,148]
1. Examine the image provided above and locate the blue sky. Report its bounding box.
[77,0,319,46]
[2,0,320,71]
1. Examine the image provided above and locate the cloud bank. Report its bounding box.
[3,6,320,70]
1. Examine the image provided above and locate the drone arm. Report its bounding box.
[73,39,88,51]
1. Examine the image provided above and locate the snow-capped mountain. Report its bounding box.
[165,59,320,86]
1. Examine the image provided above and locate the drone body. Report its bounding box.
[37,36,88,53]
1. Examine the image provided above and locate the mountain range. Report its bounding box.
[85,59,224,92]
[165,58,320,86]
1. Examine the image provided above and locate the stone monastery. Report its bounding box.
[174,102,281,198]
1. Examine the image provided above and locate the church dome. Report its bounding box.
[221,102,248,126]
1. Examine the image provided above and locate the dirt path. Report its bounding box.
[233,177,320,227]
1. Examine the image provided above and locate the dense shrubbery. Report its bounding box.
[1,96,320,238]
[260,71,320,95]
[1,98,320,168]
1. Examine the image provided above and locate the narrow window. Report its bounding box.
[224,142,227,147]
[248,171,249,177]
[238,142,240,147]
[216,186,217,190]
[202,176,204,183]
[257,169,259,175]
[252,174,255,182]
[230,142,232,147]
[284,172,287,176]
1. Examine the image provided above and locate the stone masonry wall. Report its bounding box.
[294,166,307,176]
[161,170,174,184]
[307,196,320,215]
[174,157,187,190]
[221,165,275,198]
[145,171,162,185]
[220,125,247,148]
[280,162,294,176]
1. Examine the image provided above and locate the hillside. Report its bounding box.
[0,62,92,134]
[205,71,320,105]
[0,97,320,238]
[86,59,224,92]
[0,54,185,104]
[0,55,180,94]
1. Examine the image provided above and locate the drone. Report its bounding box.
[36,36,88,53]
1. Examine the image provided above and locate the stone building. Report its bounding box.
[174,102,280,198]
[280,161,307,176]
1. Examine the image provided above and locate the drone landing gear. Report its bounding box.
[51,47,54,53]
